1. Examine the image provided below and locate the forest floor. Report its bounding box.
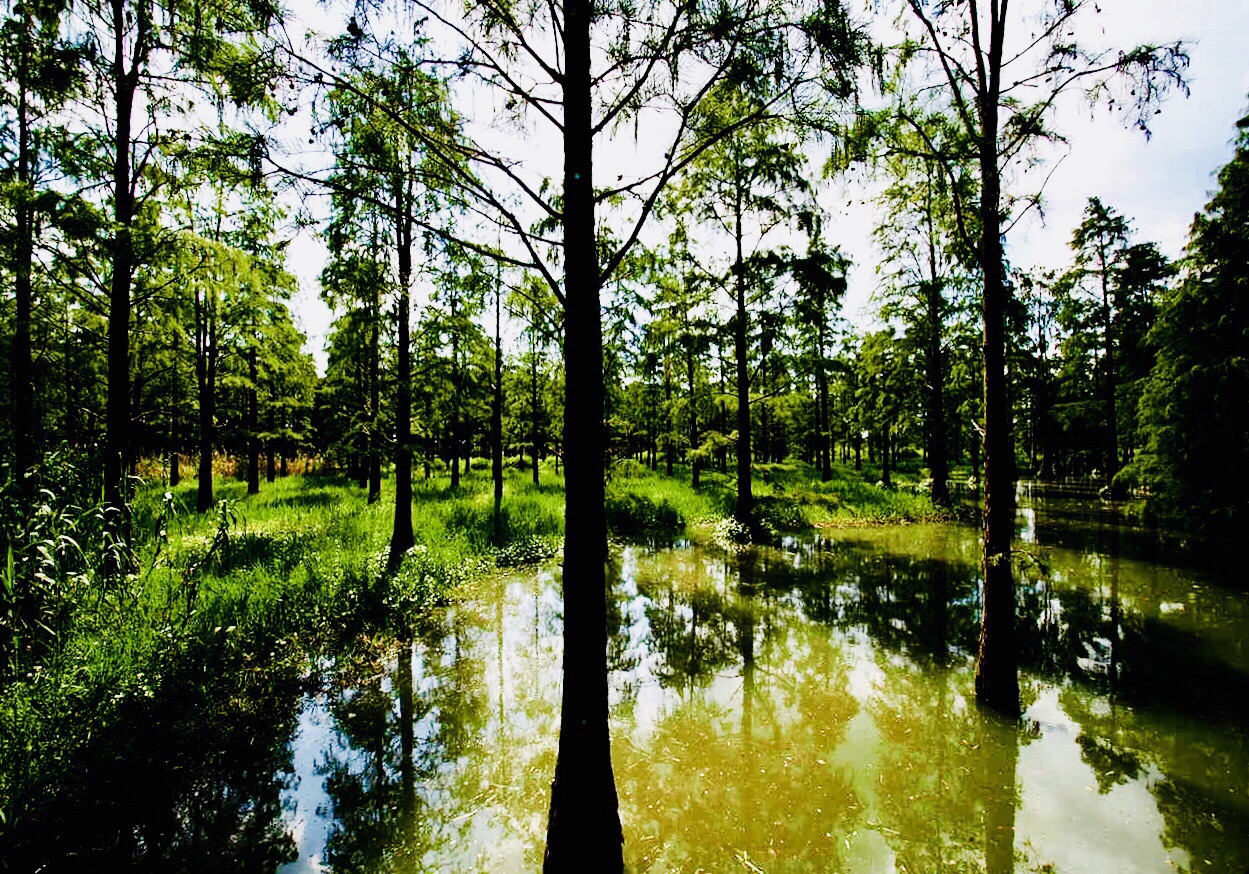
[0,457,944,847]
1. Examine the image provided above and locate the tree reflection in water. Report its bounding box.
[279,497,1246,873]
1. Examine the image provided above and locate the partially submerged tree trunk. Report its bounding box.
[973,56,1020,715]
[542,0,623,867]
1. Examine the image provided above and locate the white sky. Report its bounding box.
[281,0,1249,370]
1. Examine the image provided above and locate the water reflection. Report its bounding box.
[272,500,1249,873]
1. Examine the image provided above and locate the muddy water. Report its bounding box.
[278,486,1249,873]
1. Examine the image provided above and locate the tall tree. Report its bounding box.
[1132,103,1249,540]
[895,0,1187,714]
[1066,197,1130,479]
[286,0,867,864]
[675,90,817,529]
[0,0,82,498]
[71,0,283,559]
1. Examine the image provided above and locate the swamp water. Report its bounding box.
[275,485,1248,873]
[10,485,1246,872]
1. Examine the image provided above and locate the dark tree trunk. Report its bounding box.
[11,18,35,503]
[1099,249,1120,481]
[266,445,276,483]
[104,15,138,565]
[368,279,382,504]
[686,341,700,488]
[542,0,623,867]
[664,360,674,476]
[387,178,415,571]
[450,318,462,491]
[733,204,753,529]
[881,429,892,487]
[492,280,505,541]
[925,301,950,507]
[816,320,832,482]
[195,301,217,513]
[973,32,1020,715]
[247,347,260,495]
[531,337,541,486]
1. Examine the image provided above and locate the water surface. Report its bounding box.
[277,485,1249,872]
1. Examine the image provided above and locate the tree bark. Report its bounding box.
[387,177,415,571]
[1098,242,1120,479]
[542,0,623,867]
[195,286,217,512]
[104,3,138,565]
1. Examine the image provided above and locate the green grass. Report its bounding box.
[0,464,567,844]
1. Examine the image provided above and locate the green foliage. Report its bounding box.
[1130,105,1249,537]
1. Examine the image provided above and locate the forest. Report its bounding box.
[2,0,1247,871]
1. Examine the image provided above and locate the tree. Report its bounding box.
[874,148,974,506]
[1132,103,1249,540]
[284,0,868,863]
[305,36,462,569]
[895,0,1187,714]
[1065,197,1131,479]
[791,240,850,483]
[69,0,283,561]
[675,91,817,529]
[0,0,83,500]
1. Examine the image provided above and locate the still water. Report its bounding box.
[276,485,1249,873]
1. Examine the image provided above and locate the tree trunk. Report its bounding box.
[387,177,416,571]
[543,0,623,867]
[247,346,260,495]
[493,279,505,541]
[1099,247,1120,481]
[11,16,35,503]
[973,28,1020,715]
[451,319,462,490]
[368,278,382,504]
[881,428,892,487]
[195,299,216,513]
[817,321,832,482]
[925,295,950,506]
[531,337,541,486]
[686,341,700,488]
[104,16,137,566]
[733,201,753,530]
